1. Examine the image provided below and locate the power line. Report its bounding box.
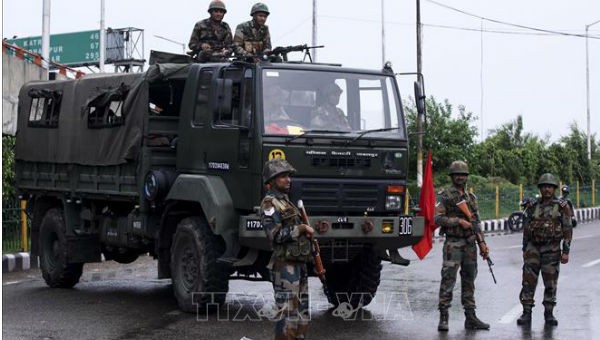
[425,23,600,38]
[319,14,600,39]
[425,0,600,39]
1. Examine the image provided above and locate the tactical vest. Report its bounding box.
[527,200,563,243]
[269,196,312,262]
[440,188,477,238]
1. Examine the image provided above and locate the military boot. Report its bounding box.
[464,309,490,330]
[438,310,449,332]
[544,306,558,326]
[516,305,532,326]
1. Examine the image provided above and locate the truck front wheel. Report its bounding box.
[39,208,83,288]
[170,217,229,313]
[324,245,382,309]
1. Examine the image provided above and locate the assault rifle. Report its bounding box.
[268,44,324,62]
[456,200,497,284]
[297,200,328,293]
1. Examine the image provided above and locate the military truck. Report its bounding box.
[15,50,425,312]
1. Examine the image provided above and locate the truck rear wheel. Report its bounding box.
[324,245,382,309]
[39,208,83,288]
[170,216,229,313]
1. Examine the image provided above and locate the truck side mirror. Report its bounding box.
[214,78,233,118]
[413,80,426,119]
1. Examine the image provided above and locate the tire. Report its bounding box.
[170,217,229,313]
[507,211,524,232]
[324,245,382,309]
[39,208,83,288]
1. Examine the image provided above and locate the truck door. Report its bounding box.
[209,66,257,209]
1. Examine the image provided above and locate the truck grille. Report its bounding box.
[291,179,382,215]
[310,156,371,168]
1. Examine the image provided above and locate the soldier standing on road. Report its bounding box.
[516,173,573,327]
[233,3,272,58]
[260,159,313,340]
[188,0,233,62]
[435,160,490,332]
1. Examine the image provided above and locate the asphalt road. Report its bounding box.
[3,221,600,340]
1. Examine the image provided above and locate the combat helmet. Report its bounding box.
[208,0,227,13]
[250,2,270,16]
[448,160,469,176]
[537,173,558,188]
[263,158,296,184]
[323,83,342,95]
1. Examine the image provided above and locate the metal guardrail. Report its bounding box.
[2,200,29,254]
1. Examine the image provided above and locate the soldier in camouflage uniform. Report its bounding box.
[233,3,272,58]
[435,161,490,331]
[188,0,233,62]
[260,159,313,340]
[516,173,572,327]
[310,83,351,131]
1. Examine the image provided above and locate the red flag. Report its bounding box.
[412,150,437,259]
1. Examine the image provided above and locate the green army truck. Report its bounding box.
[15,50,424,312]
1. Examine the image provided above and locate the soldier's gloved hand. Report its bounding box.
[560,252,569,264]
[299,224,314,237]
[479,242,489,259]
[201,43,212,51]
[458,218,472,230]
[558,198,568,208]
[221,48,232,57]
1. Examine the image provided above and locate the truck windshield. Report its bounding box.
[261,69,405,139]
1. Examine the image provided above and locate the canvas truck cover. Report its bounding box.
[15,63,191,166]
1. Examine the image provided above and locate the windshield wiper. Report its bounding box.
[285,130,351,143]
[346,127,402,145]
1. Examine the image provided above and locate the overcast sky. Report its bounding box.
[2,0,599,142]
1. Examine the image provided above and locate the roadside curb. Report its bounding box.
[3,207,599,273]
[2,252,37,273]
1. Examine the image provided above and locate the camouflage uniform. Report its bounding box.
[261,189,311,339]
[435,186,480,311]
[519,197,572,316]
[188,18,233,62]
[233,20,272,56]
[435,160,489,331]
[310,105,351,131]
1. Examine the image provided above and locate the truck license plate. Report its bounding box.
[246,220,263,230]
[399,217,413,235]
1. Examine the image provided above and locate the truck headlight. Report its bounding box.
[385,195,402,211]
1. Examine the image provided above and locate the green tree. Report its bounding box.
[2,135,16,204]
[405,96,478,176]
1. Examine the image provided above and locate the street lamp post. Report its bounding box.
[586,19,600,161]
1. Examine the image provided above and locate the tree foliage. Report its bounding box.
[2,135,16,204]
[405,96,478,175]
[404,97,599,187]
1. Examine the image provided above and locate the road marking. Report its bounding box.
[508,245,522,249]
[3,281,20,286]
[499,276,567,324]
[499,304,522,324]
[573,235,596,240]
[582,259,600,268]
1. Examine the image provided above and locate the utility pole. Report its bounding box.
[586,19,600,161]
[99,0,106,72]
[42,0,51,74]
[312,0,317,62]
[416,0,423,187]
[381,0,385,66]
